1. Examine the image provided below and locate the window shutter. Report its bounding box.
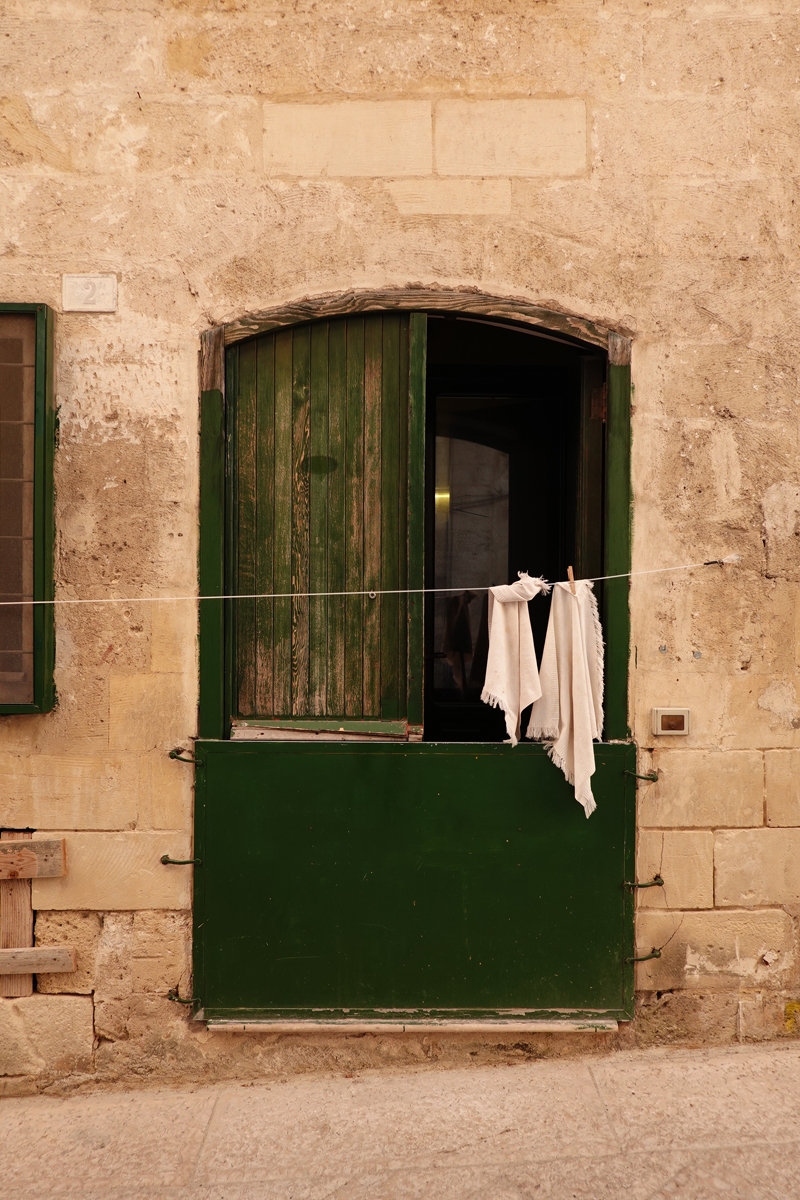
[0,304,55,714]
[233,313,424,724]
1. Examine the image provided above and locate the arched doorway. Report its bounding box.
[193,294,634,1030]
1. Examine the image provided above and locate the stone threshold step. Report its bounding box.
[205,1019,619,1034]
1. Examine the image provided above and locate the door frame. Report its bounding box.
[197,288,632,742]
[194,289,634,1024]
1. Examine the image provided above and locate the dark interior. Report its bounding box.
[423,315,605,742]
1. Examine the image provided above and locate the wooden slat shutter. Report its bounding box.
[233,313,424,723]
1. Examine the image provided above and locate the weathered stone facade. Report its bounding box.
[2,0,800,1088]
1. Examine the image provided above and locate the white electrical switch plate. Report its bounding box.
[652,707,691,736]
[62,274,117,312]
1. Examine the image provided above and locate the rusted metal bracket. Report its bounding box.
[626,947,662,964]
[624,874,664,891]
[167,989,199,1005]
[168,747,197,764]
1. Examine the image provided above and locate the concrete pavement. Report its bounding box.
[2,1042,800,1199]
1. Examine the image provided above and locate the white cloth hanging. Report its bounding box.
[527,580,604,818]
[480,573,549,746]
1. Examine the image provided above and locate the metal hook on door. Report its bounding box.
[626,947,662,964]
[167,988,200,1004]
[624,874,664,890]
[169,747,198,764]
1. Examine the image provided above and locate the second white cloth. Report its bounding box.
[480,573,548,746]
[527,580,604,818]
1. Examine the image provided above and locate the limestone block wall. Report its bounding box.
[1,0,800,1086]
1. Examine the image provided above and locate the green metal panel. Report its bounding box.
[193,740,635,1020]
[604,361,632,739]
[0,302,56,716]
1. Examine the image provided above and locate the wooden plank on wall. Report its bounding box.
[0,947,75,975]
[0,838,65,879]
[0,830,33,997]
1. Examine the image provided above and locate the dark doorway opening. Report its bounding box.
[424,316,606,742]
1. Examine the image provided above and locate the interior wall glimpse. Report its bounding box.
[424,316,605,742]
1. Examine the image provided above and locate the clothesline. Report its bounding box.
[0,556,741,607]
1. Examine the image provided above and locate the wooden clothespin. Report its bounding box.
[567,566,577,596]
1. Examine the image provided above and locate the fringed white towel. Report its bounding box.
[527,580,604,818]
[480,573,549,746]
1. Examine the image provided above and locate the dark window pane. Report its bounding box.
[0,651,33,704]
[0,314,38,708]
[0,422,24,479]
[0,603,24,651]
[0,479,24,535]
[0,364,34,423]
[0,315,35,364]
[0,338,23,363]
[0,538,23,593]
[0,365,24,421]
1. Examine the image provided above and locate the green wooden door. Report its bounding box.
[196,311,634,1022]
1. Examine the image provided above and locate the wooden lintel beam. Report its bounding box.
[0,947,76,975]
[0,838,66,880]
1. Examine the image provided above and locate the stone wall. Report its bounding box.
[2,0,800,1088]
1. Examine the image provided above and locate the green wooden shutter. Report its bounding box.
[233,313,425,725]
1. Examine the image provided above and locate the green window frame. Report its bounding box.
[0,303,56,715]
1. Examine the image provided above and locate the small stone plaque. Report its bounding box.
[62,274,117,312]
